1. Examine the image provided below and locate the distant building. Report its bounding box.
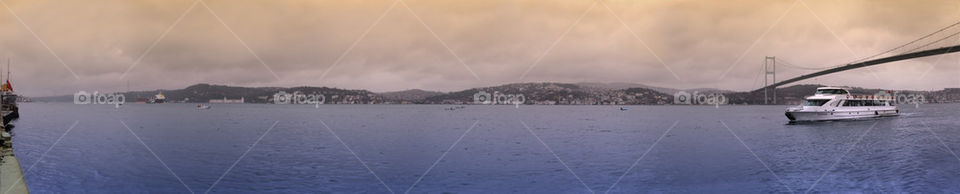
[209,97,244,104]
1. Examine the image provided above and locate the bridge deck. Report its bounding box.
[754,44,960,93]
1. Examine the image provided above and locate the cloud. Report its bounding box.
[2,0,960,96]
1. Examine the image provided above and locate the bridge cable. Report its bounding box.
[850,20,960,64]
[774,58,835,71]
[901,29,960,54]
[752,58,766,89]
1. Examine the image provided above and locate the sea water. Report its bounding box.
[9,103,960,193]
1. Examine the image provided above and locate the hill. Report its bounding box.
[28,83,960,105]
[423,82,672,105]
[35,83,384,104]
[379,89,444,102]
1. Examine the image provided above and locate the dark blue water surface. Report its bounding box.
[9,103,960,193]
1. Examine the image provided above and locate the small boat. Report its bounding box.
[153,92,166,103]
[785,87,898,122]
[197,104,211,110]
[619,107,628,111]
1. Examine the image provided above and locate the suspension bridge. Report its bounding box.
[754,21,960,103]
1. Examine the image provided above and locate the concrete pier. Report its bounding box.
[0,131,28,194]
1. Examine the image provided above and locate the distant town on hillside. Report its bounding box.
[28,83,960,105]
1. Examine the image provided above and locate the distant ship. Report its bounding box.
[785,87,898,122]
[152,92,166,103]
[1,61,18,125]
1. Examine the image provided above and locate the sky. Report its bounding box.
[2,0,960,96]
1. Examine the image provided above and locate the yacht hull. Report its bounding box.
[786,108,898,122]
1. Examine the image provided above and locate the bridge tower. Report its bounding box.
[764,56,776,104]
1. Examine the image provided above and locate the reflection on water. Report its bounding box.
[9,103,960,193]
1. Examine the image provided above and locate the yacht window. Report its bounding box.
[804,99,830,106]
[843,100,861,106]
[842,100,885,106]
[868,100,887,106]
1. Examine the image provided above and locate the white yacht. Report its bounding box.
[785,87,898,122]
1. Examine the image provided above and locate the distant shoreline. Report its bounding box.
[21,101,959,106]
[27,83,960,105]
